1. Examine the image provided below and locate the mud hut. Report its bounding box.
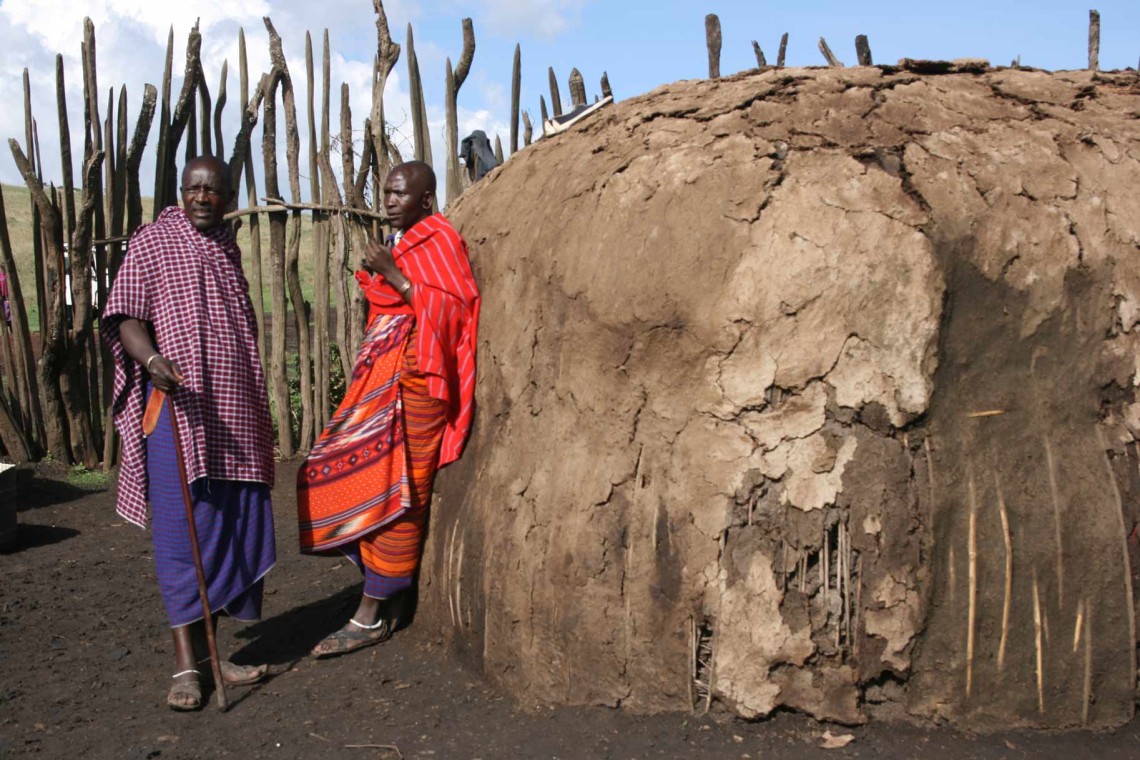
[417,64,1140,730]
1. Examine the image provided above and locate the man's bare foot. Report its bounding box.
[167,669,202,711]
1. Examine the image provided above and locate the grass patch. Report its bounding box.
[67,464,111,491]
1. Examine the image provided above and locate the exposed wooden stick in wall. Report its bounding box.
[1082,603,1093,725]
[996,474,1013,672]
[1033,572,1045,714]
[966,474,978,697]
[1088,9,1100,72]
[1095,425,1138,696]
[510,43,521,155]
[705,14,722,78]
[539,95,549,124]
[214,61,228,158]
[855,34,873,65]
[818,37,844,67]
[547,67,564,117]
[600,72,612,99]
[1043,436,1065,606]
[522,110,533,146]
[752,41,767,68]
[777,32,789,67]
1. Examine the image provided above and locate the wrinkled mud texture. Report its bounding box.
[420,66,1140,730]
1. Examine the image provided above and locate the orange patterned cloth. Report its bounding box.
[296,313,446,582]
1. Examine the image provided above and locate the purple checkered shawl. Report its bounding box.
[103,207,274,528]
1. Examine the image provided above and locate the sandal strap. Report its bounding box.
[350,617,388,631]
[172,669,200,679]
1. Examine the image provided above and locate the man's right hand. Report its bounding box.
[147,355,185,392]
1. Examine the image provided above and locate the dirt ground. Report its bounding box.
[2,463,1138,760]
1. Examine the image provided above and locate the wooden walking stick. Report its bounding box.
[142,388,229,711]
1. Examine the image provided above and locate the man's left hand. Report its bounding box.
[363,239,397,278]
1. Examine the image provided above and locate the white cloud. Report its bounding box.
[465,0,589,38]
[0,0,433,203]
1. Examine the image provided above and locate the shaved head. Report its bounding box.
[181,154,232,191]
[390,161,436,194]
[383,161,437,231]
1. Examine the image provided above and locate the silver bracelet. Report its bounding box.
[145,353,162,372]
[399,280,413,295]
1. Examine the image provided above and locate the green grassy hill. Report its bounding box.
[2,183,330,330]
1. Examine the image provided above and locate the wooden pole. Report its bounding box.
[522,111,533,146]
[540,95,549,125]
[237,29,267,376]
[1088,10,1100,72]
[214,61,228,159]
[9,141,71,462]
[306,31,329,432]
[153,27,174,219]
[819,37,844,67]
[265,17,314,452]
[0,186,35,461]
[20,71,45,447]
[125,85,157,238]
[568,68,586,108]
[494,135,504,164]
[444,19,475,207]
[510,43,521,155]
[198,68,213,156]
[777,33,789,68]
[261,23,294,459]
[705,14,722,78]
[601,72,612,99]
[547,67,563,116]
[752,41,767,68]
[855,34,873,66]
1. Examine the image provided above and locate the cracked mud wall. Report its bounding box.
[417,66,1140,729]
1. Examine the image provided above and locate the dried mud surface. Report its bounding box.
[427,66,1140,729]
[2,466,1140,758]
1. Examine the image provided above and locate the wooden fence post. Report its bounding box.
[569,68,586,108]
[306,31,330,432]
[819,37,844,67]
[705,14,722,78]
[753,41,767,68]
[777,33,789,68]
[522,111,533,146]
[444,19,475,206]
[1088,10,1100,72]
[510,43,521,155]
[214,61,228,158]
[601,72,612,99]
[855,35,873,66]
[547,67,563,117]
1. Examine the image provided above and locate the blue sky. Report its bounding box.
[0,1,1136,197]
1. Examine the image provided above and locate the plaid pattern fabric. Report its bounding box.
[103,207,275,528]
[355,213,480,466]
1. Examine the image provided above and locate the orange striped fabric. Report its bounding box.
[297,313,446,582]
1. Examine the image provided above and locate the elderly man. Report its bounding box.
[298,161,480,657]
[103,155,275,709]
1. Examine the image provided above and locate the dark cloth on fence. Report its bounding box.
[146,387,275,627]
[102,206,275,528]
[460,130,499,182]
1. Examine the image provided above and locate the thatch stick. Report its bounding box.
[1095,425,1137,695]
[1043,436,1065,605]
[1033,573,1045,714]
[752,41,767,68]
[819,37,844,67]
[510,43,521,155]
[1082,603,1092,725]
[966,474,977,697]
[996,475,1013,672]
[705,14,722,78]
[1088,10,1100,71]
[855,34,873,66]
[777,33,789,68]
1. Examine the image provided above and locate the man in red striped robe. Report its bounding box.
[297,161,480,656]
